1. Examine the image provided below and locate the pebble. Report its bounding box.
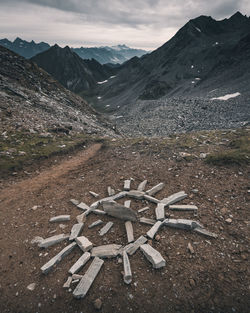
[27,283,36,291]
[225,218,232,224]
[189,279,196,287]
[93,298,102,310]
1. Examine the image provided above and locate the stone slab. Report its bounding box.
[161,191,187,206]
[127,190,145,200]
[90,201,100,210]
[144,195,160,204]
[63,276,72,288]
[125,221,134,243]
[146,221,163,239]
[38,234,69,248]
[137,180,147,192]
[108,186,115,196]
[138,206,150,213]
[124,200,131,208]
[41,242,77,274]
[99,222,113,236]
[123,251,132,284]
[69,223,84,241]
[89,191,99,198]
[91,244,122,258]
[69,252,91,274]
[70,199,79,206]
[124,180,131,191]
[88,220,103,229]
[76,213,86,224]
[76,236,93,252]
[146,183,164,196]
[194,227,218,238]
[77,202,90,211]
[125,235,147,255]
[103,201,137,221]
[73,257,104,299]
[169,204,198,211]
[139,217,156,225]
[163,219,203,230]
[49,215,70,223]
[155,203,165,221]
[140,244,166,269]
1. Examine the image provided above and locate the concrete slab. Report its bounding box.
[125,221,134,243]
[69,252,91,274]
[146,183,164,196]
[99,222,114,236]
[155,203,165,221]
[73,257,104,299]
[138,206,150,213]
[161,191,187,206]
[169,204,198,211]
[144,195,160,204]
[139,217,156,225]
[108,186,115,196]
[124,200,131,208]
[69,223,84,241]
[91,244,122,258]
[194,227,218,238]
[41,242,77,274]
[127,190,145,200]
[140,244,166,269]
[77,202,90,211]
[123,251,132,284]
[137,180,147,192]
[76,236,93,252]
[163,219,203,230]
[49,215,70,223]
[124,180,131,191]
[146,221,163,239]
[38,234,69,248]
[88,220,103,229]
[125,235,147,255]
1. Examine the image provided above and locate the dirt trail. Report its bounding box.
[0,143,102,204]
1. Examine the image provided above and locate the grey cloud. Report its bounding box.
[1,0,248,28]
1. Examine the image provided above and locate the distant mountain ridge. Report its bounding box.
[0,38,148,64]
[31,44,116,93]
[92,11,250,110]
[0,37,50,58]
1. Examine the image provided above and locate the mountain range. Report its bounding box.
[0,38,148,64]
[92,11,250,111]
[31,44,116,93]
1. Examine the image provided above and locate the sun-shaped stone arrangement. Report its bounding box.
[35,179,218,299]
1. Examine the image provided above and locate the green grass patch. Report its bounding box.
[0,131,102,173]
[205,133,250,166]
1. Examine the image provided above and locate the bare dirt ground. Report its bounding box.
[0,131,249,313]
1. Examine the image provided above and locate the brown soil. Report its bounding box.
[0,138,249,313]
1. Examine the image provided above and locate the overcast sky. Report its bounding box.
[0,0,249,50]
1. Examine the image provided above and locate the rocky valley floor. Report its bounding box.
[0,128,249,313]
